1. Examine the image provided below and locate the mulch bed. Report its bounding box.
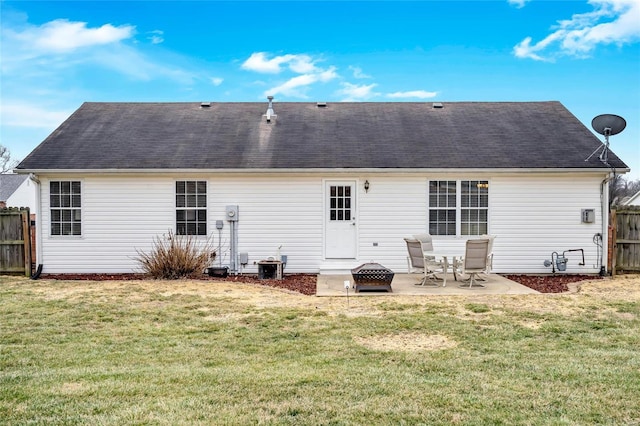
[501,274,603,293]
[38,273,602,296]
[39,273,319,296]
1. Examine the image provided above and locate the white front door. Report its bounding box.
[325,181,357,258]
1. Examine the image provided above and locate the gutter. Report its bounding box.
[13,167,630,175]
[28,173,43,276]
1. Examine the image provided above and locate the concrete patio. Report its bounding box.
[316,273,538,296]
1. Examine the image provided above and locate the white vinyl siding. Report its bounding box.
[356,176,429,270]
[215,177,323,273]
[488,175,603,274]
[41,176,175,273]
[40,175,324,274]
[38,173,606,275]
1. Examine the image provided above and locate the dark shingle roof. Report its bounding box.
[0,174,28,201]
[16,101,628,171]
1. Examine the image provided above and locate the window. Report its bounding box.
[429,180,488,236]
[50,181,81,236]
[428,181,456,235]
[461,181,489,235]
[329,185,352,221]
[176,181,207,235]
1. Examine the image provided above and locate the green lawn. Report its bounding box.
[1,276,639,425]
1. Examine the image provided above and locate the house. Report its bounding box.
[0,174,36,211]
[15,100,629,275]
[621,190,640,206]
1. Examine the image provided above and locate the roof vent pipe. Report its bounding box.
[265,95,277,123]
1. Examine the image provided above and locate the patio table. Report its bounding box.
[423,251,463,287]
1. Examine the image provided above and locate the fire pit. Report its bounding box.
[351,263,394,292]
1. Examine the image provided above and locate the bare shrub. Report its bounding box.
[135,230,213,279]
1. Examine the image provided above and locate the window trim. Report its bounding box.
[49,179,83,238]
[175,180,208,236]
[428,179,489,237]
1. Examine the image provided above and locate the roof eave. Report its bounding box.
[15,167,629,175]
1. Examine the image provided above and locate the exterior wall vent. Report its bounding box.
[433,102,443,109]
[581,209,595,223]
[200,102,211,108]
[316,102,327,108]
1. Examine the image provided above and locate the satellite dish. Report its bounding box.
[586,114,626,164]
[592,114,626,136]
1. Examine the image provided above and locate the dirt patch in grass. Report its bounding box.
[354,333,457,352]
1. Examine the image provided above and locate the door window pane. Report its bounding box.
[329,185,352,222]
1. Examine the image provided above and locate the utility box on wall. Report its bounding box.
[225,205,239,221]
[581,209,595,223]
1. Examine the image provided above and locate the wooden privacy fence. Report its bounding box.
[611,206,640,275]
[0,207,32,276]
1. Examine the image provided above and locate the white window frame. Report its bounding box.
[428,180,489,236]
[49,180,82,237]
[175,180,207,236]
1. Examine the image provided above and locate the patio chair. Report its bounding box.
[413,233,434,251]
[404,236,444,287]
[478,234,496,281]
[458,238,491,288]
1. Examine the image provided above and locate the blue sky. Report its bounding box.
[1,0,639,178]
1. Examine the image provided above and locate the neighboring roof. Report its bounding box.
[622,190,640,206]
[0,174,28,201]
[16,101,628,172]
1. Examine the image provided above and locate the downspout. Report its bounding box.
[28,173,43,278]
[600,171,614,276]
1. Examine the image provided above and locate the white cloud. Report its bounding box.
[265,67,338,98]
[241,52,338,98]
[288,55,317,74]
[508,0,531,8]
[514,0,640,61]
[349,66,371,79]
[0,102,71,129]
[9,19,135,53]
[148,30,164,44]
[386,90,437,99]
[211,77,224,86]
[1,18,201,85]
[87,44,198,84]
[317,67,338,82]
[337,83,379,101]
[241,52,317,74]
